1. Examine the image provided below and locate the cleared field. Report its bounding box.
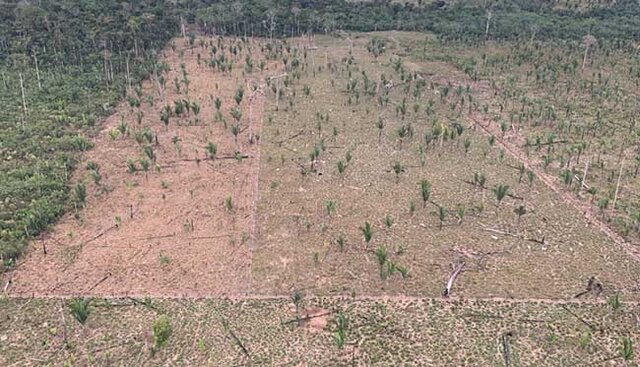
[2,32,640,366]
[251,33,640,300]
[4,33,640,303]
[1,296,638,366]
[5,37,276,297]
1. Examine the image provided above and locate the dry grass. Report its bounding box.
[1,296,637,366]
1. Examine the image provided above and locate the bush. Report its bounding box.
[153,315,172,349]
[69,298,91,325]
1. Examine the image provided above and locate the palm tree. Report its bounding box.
[420,179,431,207]
[231,125,240,147]
[582,34,597,71]
[376,117,384,142]
[517,163,525,183]
[174,99,185,116]
[230,107,242,124]
[397,97,407,120]
[74,183,87,209]
[143,145,155,161]
[183,98,191,116]
[337,160,346,175]
[325,200,336,216]
[559,169,572,187]
[361,221,373,245]
[456,204,465,225]
[333,312,348,349]
[191,101,201,123]
[214,97,222,111]
[474,172,486,189]
[463,138,471,154]
[597,197,609,218]
[384,214,393,228]
[160,109,170,130]
[309,146,320,172]
[69,298,90,325]
[514,205,527,225]
[234,87,244,105]
[392,161,404,183]
[527,170,535,187]
[493,184,509,205]
[375,246,388,280]
[205,142,217,160]
[621,337,633,361]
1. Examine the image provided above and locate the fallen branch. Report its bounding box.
[274,129,305,146]
[522,140,569,148]
[573,174,590,189]
[560,305,598,332]
[86,272,112,292]
[87,340,131,356]
[481,226,545,244]
[281,311,333,326]
[501,332,513,367]
[217,154,251,160]
[138,233,175,241]
[187,234,230,240]
[462,313,545,323]
[125,297,161,311]
[443,261,465,298]
[85,225,118,246]
[574,276,602,299]
[222,319,251,361]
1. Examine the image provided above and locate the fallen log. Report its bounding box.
[501,332,513,367]
[443,261,465,298]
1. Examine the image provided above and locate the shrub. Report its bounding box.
[153,315,172,349]
[69,298,91,325]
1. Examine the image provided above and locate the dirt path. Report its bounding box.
[246,79,267,294]
[3,292,634,307]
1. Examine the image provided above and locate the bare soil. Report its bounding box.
[5,37,275,297]
[4,33,640,306]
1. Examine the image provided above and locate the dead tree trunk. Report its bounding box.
[19,73,28,124]
[442,261,465,298]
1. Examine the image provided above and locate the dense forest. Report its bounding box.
[1,0,639,267]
